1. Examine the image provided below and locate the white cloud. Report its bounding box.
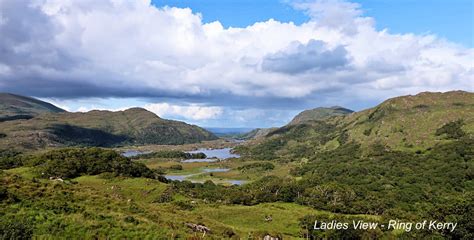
[144,103,223,121]
[0,0,472,127]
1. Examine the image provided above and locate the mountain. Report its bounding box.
[236,91,474,159]
[237,128,278,139]
[0,94,217,149]
[0,93,65,122]
[340,90,474,150]
[288,106,353,125]
[206,127,255,137]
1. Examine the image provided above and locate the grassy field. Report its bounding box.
[1,168,383,239]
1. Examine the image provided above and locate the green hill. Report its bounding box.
[1,91,473,239]
[234,128,278,139]
[230,91,473,239]
[288,106,353,125]
[341,90,474,150]
[0,93,65,122]
[236,91,474,159]
[0,95,217,149]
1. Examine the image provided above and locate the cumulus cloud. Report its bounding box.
[0,0,472,126]
[262,39,350,74]
[144,103,223,121]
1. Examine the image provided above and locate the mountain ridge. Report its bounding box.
[0,94,217,149]
[288,106,354,125]
[0,93,66,121]
[236,90,474,159]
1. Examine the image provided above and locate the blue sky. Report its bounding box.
[1,0,473,128]
[152,0,473,47]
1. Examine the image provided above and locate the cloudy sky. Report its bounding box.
[0,0,473,128]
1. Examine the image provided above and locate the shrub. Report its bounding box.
[124,216,139,225]
[0,215,34,240]
[238,162,274,172]
[33,148,156,179]
[173,200,194,211]
[436,120,466,139]
[169,164,183,170]
[0,149,23,169]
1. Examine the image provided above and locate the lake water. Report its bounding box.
[226,180,247,185]
[122,148,240,161]
[182,148,240,163]
[181,159,219,163]
[121,150,151,157]
[202,168,230,173]
[164,175,246,185]
[164,167,246,185]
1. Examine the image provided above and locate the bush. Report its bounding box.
[124,216,139,225]
[238,162,274,172]
[173,200,194,211]
[0,149,23,169]
[436,120,466,139]
[0,215,34,240]
[33,148,156,179]
[169,164,183,171]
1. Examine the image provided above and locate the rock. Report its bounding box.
[263,235,280,240]
[185,223,211,234]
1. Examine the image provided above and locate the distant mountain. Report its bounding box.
[236,91,474,159]
[237,128,278,139]
[0,94,217,149]
[0,93,65,122]
[288,106,353,125]
[205,127,277,140]
[206,127,255,137]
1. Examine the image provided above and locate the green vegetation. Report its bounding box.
[169,164,183,170]
[30,148,160,179]
[228,127,277,140]
[0,91,473,238]
[237,91,474,159]
[288,106,353,125]
[132,150,207,160]
[238,162,275,172]
[436,119,466,139]
[0,149,24,169]
[0,92,65,121]
[0,106,217,150]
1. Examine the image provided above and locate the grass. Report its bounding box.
[195,202,317,237]
[140,156,296,185]
[74,175,168,204]
[4,167,37,180]
[194,202,381,238]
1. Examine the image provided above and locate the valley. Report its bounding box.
[0,91,473,239]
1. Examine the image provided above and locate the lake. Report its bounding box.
[181,148,240,163]
[121,150,151,157]
[165,148,246,185]
[164,168,246,185]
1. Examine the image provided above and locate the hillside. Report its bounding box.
[0,93,65,121]
[229,91,473,239]
[342,90,474,150]
[236,91,474,159]
[288,106,353,125]
[0,96,217,149]
[1,91,473,239]
[237,128,278,139]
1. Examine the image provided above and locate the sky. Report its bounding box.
[0,0,473,128]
